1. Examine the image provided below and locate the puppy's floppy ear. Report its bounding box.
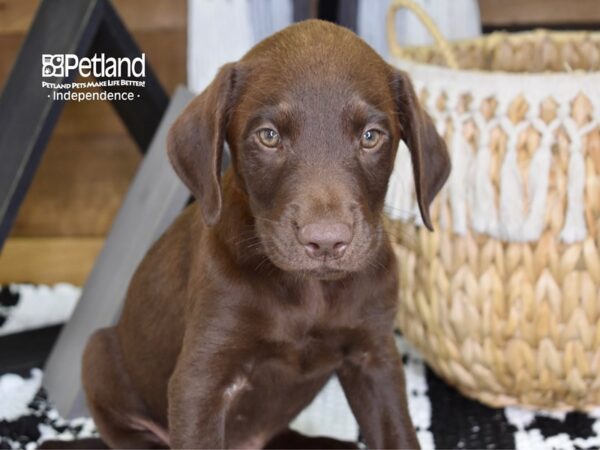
[391,69,451,230]
[167,63,241,226]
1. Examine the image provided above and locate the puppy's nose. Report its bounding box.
[298,222,352,260]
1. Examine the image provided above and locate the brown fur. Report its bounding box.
[41,20,449,450]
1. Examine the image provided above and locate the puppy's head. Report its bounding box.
[168,20,450,279]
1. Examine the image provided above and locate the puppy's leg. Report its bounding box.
[337,334,420,450]
[38,329,166,449]
[168,350,227,449]
[82,328,169,449]
[264,428,359,449]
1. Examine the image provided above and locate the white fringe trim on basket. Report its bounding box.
[385,60,600,243]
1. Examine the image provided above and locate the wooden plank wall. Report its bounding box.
[479,0,600,28]
[0,0,187,284]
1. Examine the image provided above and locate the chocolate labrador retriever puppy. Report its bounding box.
[42,19,449,450]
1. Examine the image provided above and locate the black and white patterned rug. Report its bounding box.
[1,284,600,450]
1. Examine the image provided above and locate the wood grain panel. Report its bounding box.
[12,134,141,237]
[0,0,186,35]
[0,33,24,92]
[0,0,36,35]
[479,0,600,26]
[113,0,186,31]
[0,237,103,284]
[54,91,128,138]
[136,29,187,93]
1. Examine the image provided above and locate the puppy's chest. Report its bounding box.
[259,295,367,378]
[276,278,362,328]
[238,325,362,400]
[220,287,372,438]
[223,328,355,447]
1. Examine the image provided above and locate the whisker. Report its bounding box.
[254,216,280,225]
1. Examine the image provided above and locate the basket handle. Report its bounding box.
[386,0,459,69]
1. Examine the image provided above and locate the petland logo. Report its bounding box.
[41,53,146,102]
[42,53,146,78]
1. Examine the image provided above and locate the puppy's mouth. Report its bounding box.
[267,246,353,279]
[254,220,380,278]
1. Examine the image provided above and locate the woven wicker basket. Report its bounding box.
[384,0,600,410]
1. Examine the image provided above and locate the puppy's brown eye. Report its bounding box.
[360,129,382,150]
[257,128,281,148]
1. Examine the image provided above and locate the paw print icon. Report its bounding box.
[42,54,64,77]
